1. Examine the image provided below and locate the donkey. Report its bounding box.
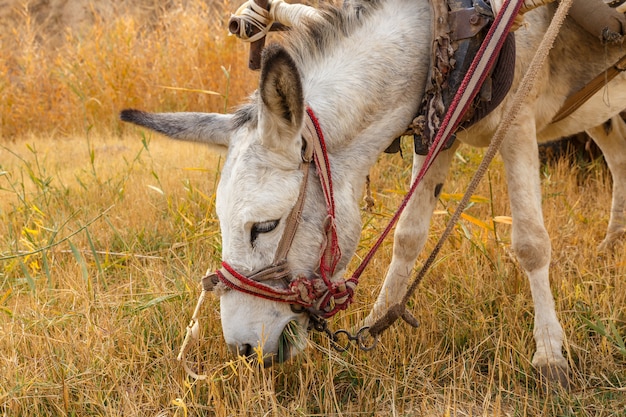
[121,0,626,385]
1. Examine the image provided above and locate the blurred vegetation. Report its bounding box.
[0,0,257,140]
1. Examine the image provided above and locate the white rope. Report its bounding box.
[177,289,209,380]
[232,0,272,43]
[270,0,320,27]
[232,0,321,42]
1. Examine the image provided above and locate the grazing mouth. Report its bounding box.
[274,320,307,365]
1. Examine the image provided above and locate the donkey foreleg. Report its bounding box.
[364,145,457,326]
[586,115,626,251]
[500,116,569,387]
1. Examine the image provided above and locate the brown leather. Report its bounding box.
[450,7,490,41]
[201,272,219,291]
[247,0,269,70]
[551,53,626,123]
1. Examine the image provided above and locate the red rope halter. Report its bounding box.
[202,107,353,318]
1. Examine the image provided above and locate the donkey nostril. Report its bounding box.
[241,343,254,357]
[227,343,254,358]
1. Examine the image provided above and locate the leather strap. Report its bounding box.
[568,0,626,43]
[199,107,353,317]
[551,53,626,123]
[272,140,313,265]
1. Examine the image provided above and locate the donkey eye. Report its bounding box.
[251,219,280,247]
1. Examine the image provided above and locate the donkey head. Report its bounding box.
[121,44,364,365]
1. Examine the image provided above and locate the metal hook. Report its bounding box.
[308,312,380,352]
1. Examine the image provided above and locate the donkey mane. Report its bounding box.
[230,0,386,137]
[285,0,383,69]
[233,99,258,128]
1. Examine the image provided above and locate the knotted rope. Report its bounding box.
[230,0,319,42]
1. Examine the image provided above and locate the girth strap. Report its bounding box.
[551,53,626,123]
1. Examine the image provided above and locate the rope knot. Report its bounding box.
[314,279,357,317]
[231,0,273,43]
[289,276,317,306]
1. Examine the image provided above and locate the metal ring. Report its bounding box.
[331,329,354,352]
[356,326,379,351]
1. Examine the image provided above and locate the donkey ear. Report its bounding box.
[120,109,235,151]
[258,44,304,156]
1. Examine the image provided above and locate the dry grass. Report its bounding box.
[1,1,625,416]
[0,0,256,139]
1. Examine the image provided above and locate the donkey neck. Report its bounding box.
[294,0,431,167]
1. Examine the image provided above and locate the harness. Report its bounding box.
[201,108,356,319]
[386,0,517,156]
[178,1,526,372]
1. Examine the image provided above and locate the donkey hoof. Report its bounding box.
[598,235,624,252]
[537,363,571,391]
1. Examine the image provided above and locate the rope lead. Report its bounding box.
[178,290,209,380]
[366,0,575,343]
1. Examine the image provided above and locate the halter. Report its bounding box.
[200,107,356,318]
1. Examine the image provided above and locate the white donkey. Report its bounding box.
[121,0,626,385]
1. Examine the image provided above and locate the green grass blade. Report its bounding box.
[41,249,51,288]
[85,228,105,290]
[134,293,182,312]
[69,240,91,297]
[19,260,36,293]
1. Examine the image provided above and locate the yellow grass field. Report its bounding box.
[1,1,625,416]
